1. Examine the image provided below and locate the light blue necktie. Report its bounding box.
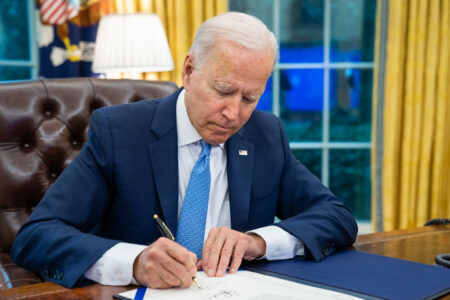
[176,140,212,258]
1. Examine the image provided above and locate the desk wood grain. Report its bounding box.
[0,282,134,300]
[1,225,448,299]
[354,225,450,265]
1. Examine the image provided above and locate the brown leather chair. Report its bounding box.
[0,78,178,289]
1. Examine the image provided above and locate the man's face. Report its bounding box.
[181,41,274,145]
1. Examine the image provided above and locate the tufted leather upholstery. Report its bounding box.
[0,78,178,289]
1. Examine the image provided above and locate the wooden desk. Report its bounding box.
[354,224,449,265]
[1,225,448,300]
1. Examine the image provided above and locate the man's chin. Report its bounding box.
[203,133,233,145]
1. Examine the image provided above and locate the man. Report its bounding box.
[11,12,357,289]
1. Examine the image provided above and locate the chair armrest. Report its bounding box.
[0,252,44,290]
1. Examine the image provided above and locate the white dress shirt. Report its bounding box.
[84,90,304,285]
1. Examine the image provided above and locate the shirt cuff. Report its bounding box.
[84,242,147,286]
[249,225,304,260]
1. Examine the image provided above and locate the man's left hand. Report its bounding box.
[198,227,266,277]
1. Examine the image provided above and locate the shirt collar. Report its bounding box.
[176,89,224,149]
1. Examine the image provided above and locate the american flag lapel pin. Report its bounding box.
[239,150,248,156]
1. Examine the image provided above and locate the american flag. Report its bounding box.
[40,0,79,25]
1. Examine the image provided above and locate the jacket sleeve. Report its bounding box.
[11,109,120,288]
[274,118,358,262]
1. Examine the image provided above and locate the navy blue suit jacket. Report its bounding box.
[11,88,357,288]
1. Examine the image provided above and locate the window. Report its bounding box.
[230,0,376,230]
[0,0,38,81]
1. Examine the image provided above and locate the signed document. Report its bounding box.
[115,271,362,300]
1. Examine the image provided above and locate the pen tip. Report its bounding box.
[153,214,158,219]
[193,277,201,289]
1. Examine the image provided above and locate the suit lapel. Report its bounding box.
[226,129,254,232]
[147,89,182,234]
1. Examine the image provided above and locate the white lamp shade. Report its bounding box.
[92,13,174,73]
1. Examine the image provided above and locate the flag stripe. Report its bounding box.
[46,0,66,23]
[49,2,68,24]
[42,0,62,16]
[41,0,77,24]
[42,0,64,21]
[40,0,57,11]
[67,7,76,19]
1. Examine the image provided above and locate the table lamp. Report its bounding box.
[92,13,174,77]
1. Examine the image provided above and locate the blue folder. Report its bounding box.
[243,250,450,300]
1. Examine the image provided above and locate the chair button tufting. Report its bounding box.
[72,140,78,146]
[50,173,57,179]
[45,110,51,116]
[23,143,30,149]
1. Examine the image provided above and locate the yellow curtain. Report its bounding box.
[372,0,450,231]
[108,0,228,85]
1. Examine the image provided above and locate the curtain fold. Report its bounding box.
[373,0,450,231]
[108,0,228,85]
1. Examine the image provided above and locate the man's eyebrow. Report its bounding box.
[213,81,260,101]
[213,81,235,92]
[246,94,260,102]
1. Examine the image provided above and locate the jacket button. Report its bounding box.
[55,271,64,280]
[322,242,335,256]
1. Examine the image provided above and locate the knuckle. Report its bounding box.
[221,246,233,256]
[210,245,222,255]
[206,230,216,240]
[158,237,173,248]
[181,248,190,260]
[144,260,156,272]
[231,257,241,265]
[233,253,244,263]
[234,248,245,258]
[156,237,166,244]
[219,226,230,234]
[153,238,168,251]
[203,243,211,251]
[162,237,172,245]
[238,241,248,252]
[147,248,162,261]
[236,233,247,243]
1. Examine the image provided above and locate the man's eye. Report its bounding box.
[243,97,256,104]
[217,90,230,96]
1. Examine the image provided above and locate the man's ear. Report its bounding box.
[181,54,195,89]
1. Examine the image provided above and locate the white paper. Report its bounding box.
[117,271,362,300]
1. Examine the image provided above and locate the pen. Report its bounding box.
[153,214,201,289]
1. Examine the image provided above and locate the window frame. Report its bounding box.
[0,0,39,81]
[269,0,374,230]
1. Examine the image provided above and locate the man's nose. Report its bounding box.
[222,96,240,121]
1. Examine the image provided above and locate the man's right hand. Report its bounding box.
[133,237,197,288]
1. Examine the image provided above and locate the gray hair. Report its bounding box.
[189,12,278,69]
